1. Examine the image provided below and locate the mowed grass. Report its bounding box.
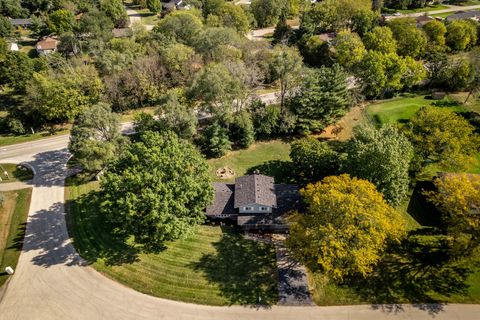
[66,180,278,306]
[0,163,34,184]
[208,140,292,182]
[0,188,32,287]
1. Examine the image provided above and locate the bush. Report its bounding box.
[432,99,461,108]
[7,118,25,135]
[249,99,281,137]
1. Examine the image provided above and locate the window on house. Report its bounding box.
[260,207,268,211]
[244,207,252,211]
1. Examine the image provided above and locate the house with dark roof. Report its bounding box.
[9,18,32,27]
[446,10,480,22]
[206,174,302,232]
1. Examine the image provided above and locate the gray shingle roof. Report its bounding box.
[206,183,235,216]
[234,174,277,208]
[9,18,32,26]
[446,10,480,21]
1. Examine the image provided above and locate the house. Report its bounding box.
[318,32,336,43]
[206,174,302,232]
[35,37,58,55]
[446,10,480,22]
[416,15,434,27]
[9,43,19,51]
[9,18,32,28]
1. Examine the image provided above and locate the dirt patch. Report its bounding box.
[216,166,235,179]
[317,105,367,141]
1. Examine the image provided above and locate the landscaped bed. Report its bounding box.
[65,179,279,306]
[0,163,34,184]
[0,188,32,287]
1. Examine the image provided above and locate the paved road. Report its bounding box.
[1,109,480,319]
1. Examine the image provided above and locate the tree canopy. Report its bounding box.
[100,131,214,248]
[287,174,406,280]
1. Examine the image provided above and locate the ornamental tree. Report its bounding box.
[346,125,414,206]
[100,131,213,248]
[287,174,406,280]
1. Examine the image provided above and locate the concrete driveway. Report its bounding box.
[0,135,479,319]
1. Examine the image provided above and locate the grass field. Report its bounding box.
[66,180,278,306]
[0,163,34,184]
[208,140,292,183]
[0,188,32,287]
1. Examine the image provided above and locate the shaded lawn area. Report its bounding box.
[208,140,294,183]
[65,179,278,306]
[0,163,34,184]
[0,188,32,287]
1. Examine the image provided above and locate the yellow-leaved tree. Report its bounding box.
[287,174,406,280]
[426,173,480,255]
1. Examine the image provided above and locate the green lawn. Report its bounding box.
[66,179,278,306]
[398,4,449,13]
[0,188,32,287]
[0,163,34,184]
[208,140,293,183]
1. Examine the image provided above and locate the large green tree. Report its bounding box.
[446,20,477,51]
[346,125,414,206]
[153,10,203,47]
[406,107,480,171]
[287,174,406,280]
[289,64,352,135]
[100,0,128,27]
[100,131,213,248]
[69,103,125,173]
[26,64,103,124]
[363,26,397,54]
[290,137,341,182]
[387,17,427,58]
[0,51,36,93]
[332,30,366,70]
[47,9,75,34]
[251,0,288,28]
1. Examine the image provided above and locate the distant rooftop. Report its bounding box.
[9,18,32,26]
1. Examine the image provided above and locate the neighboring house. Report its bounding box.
[318,32,336,43]
[9,43,19,51]
[35,37,58,55]
[9,18,32,28]
[416,15,434,27]
[206,174,302,232]
[446,10,480,22]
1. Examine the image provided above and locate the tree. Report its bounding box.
[188,62,245,122]
[194,27,243,62]
[249,99,280,137]
[153,10,203,47]
[0,15,13,38]
[47,9,75,34]
[147,0,161,13]
[200,121,232,158]
[363,26,397,54]
[426,173,480,256]
[387,17,427,58]
[289,64,352,135]
[250,0,288,28]
[99,0,128,27]
[272,14,292,45]
[0,51,36,93]
[69,103,125,173]
[156,89,198,140]
[346,125,413,206]
[269,45,303,111]
[351,8,379,37]
[216,2,250,34]
[423,20,447,47]
[77,8,114,42]
[406,107,480,170]
[446,20,477,51]
[26,64,103,124]
[229,110,255,148]
[332,30,366,70]
[290,137,340,182]
[100,131,213,248]
[287,174,406,280]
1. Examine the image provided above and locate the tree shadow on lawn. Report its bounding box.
[247,160,296,184]
[348,228,473,315]
[192,227,278,307]
[66,191,141,267]
[406,180,442,228]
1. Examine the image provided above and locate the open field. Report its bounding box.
[0,188,32,287]
[0,163,34,184]
[66,179,278,306]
